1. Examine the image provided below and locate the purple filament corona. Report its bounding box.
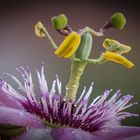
[0,64,138,132]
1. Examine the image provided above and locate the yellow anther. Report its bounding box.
[103,51,134,68]
[103,38,131,54]
[34,22,46,37]
[54,32,81,58]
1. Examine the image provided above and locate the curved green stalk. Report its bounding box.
[79,27,103,37]
[42,28,58,49]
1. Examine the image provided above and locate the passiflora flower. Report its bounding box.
[1,12,140,140]
[0,65,140,140]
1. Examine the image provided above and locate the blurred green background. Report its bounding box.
[0,0,140,126]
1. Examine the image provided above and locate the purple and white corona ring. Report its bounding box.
[0,65,140,140]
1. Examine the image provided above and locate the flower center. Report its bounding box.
[1,65,137,133]
[20,88,138,133]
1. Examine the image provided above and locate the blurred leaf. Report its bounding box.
[0,124,26,138]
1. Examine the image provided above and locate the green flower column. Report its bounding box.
[66,60,87,101]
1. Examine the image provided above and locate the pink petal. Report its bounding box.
[52,127,100,140]
[12,128,53,140]
[121,135,140,140]
[93,126,140,139]
[0,107,44,128]
[12,126,140,140]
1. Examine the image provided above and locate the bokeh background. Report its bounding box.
[0,0,140,129]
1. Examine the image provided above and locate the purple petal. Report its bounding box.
[12,128,53,140]
[0,88,23,110]
[52,127,100,140]
[93,126,140,140]
[0,107,44,128]
[11,126,140,140]
[121,135,140,140]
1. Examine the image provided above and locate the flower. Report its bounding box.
[0,64,140,140]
